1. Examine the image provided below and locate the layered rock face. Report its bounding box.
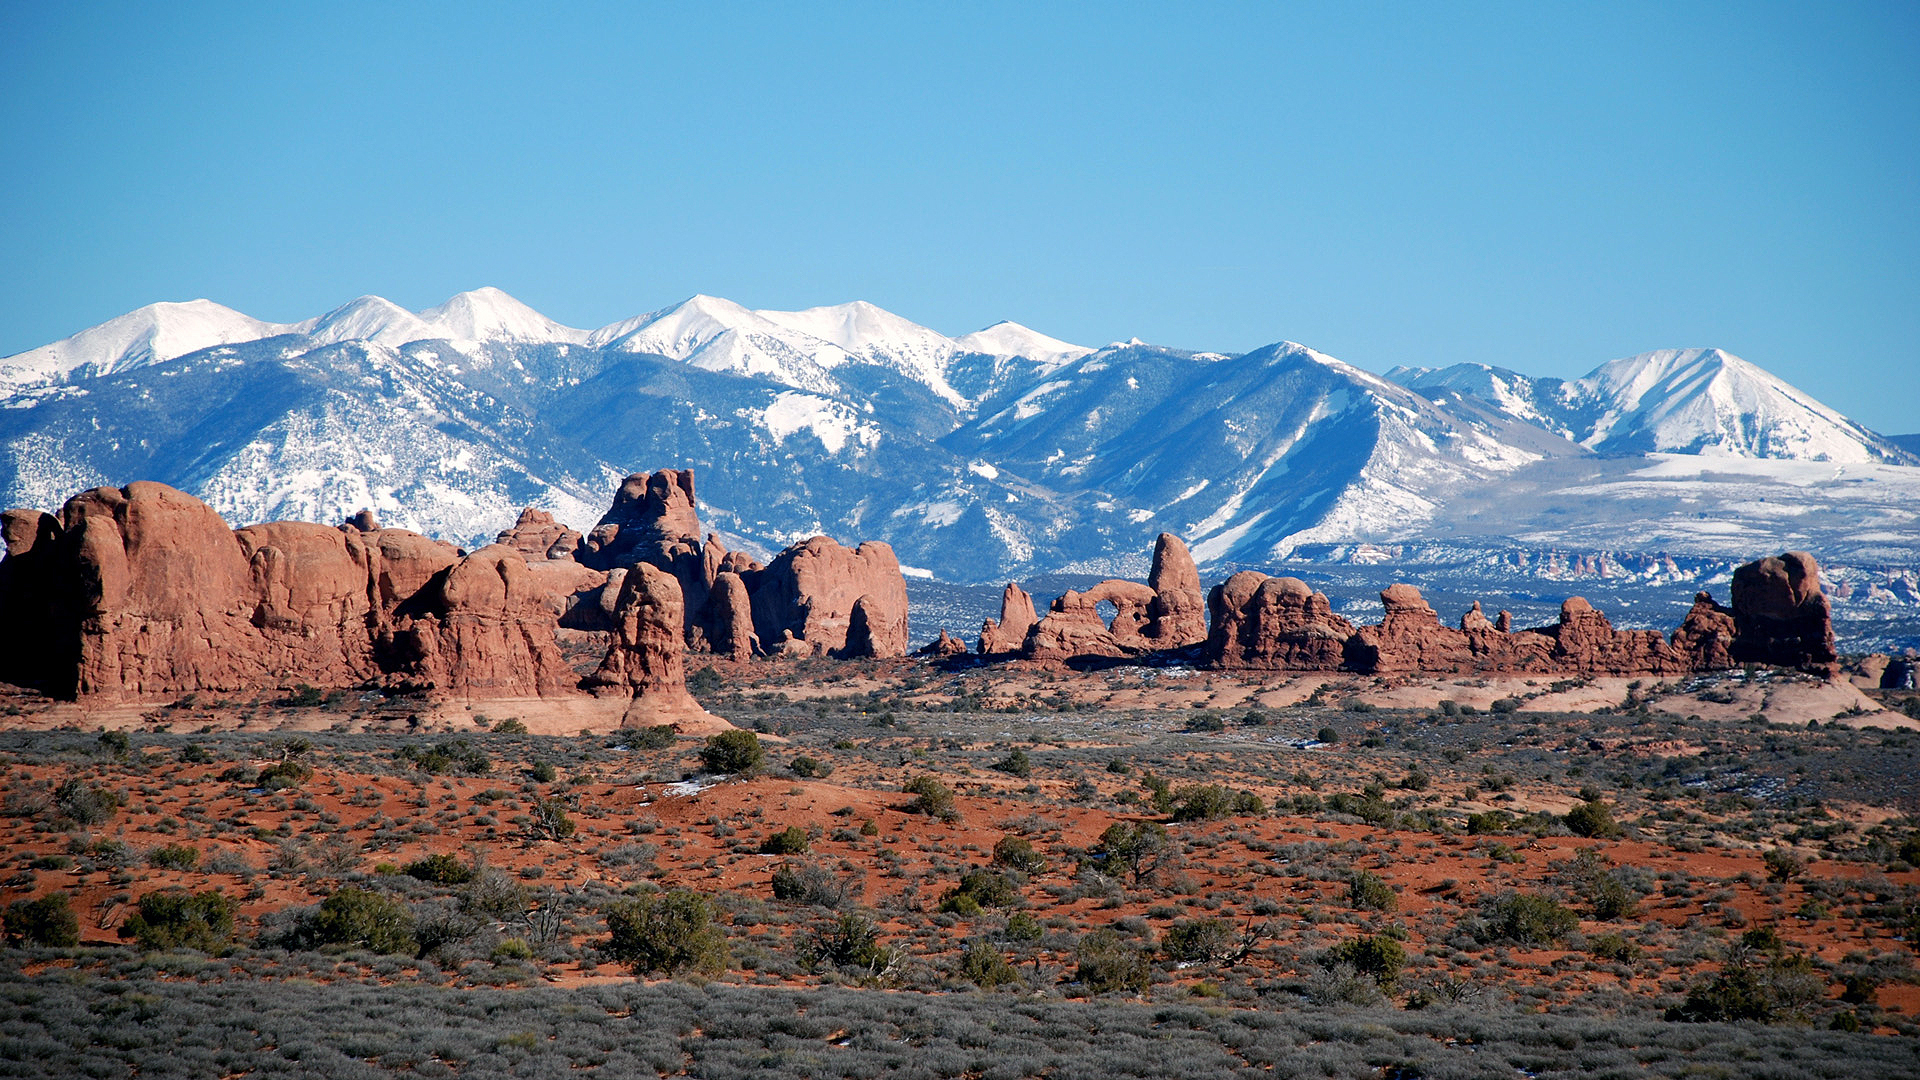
[747,536,910,658]
[1207,573,1357,669]
[1010,533,1213,662]
[977,583,1037,655]
[585,563,712,726]
[1729,552,1838,672]
[1206,569,1800,678]
[0,482,613,701]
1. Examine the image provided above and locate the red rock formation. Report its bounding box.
[1729,552,1838,672]
[1670,592,1736,671]
[586,562,713,727]
[380,545,582,697]
[1142,533,1208,647]
[579,469,701,570]
[54,483,265,697]
[496,507,582,561]
[839,594,897,659]
[235,522,380,686]
[918,629,969,658]
[747,536,909,658]
[705,570,758,661]
[1023,580,1157,661]
[977,582,1037,655]
[0,510,66,690]
[1206,572,1356,669]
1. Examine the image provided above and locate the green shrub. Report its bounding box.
[1169,784,1264,822]
[1003,911,1044,943]
[1092,821,1170,885]
[761,826,810,855]
[631,725,678,751]
[147,844,199,871]
[788,756,831,778]
[307,887,416,954]
[604,889,729,976]
[256,761,313,790]
[53,780,120,824]
[282,684,325,707]
[991,748,1033,777]
[176,743,215,764]
[1668,950,1823,1024]
[1466,811,1511,835]
[991,835,1048,874]
[1182,713,1226,733]
[1347,870,1398,912]
[938,892,983,917]
[529,797,576,840]
[1562,798,1623,839]
[404,853,475,885]
[121,889,237,952]
[490,717,528,735]
[959,940,1019,988]
[687,666,723,695]
[700,730,764,775]
[798,912,893,975]
[1161,918,1239,966]
[491,937,534,962]
[1073,928,1151,995]
[902,776,958,821]
[1315,726,1340,743]
[1482,892,1578,946]
[530,760,558,783]
[941,869,1017,915]
[4,893,80,947]
[1763,848,1806,883]
[397,740,492,777]
[1588,932,1641,962]
[769,862,856,908]
[1326,934,1406,988]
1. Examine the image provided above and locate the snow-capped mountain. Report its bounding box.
[3,289,1915,600]
[0,300,296,391]
[1393,348,1914,464]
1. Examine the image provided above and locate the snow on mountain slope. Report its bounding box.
[755,300,967,407]
[953,321,1093,367]
[418,287,588,346]
[1397,349,1913,464]
[297,295,434,347]
[588,295,848,395]
[1564,348,1901,461]
[0,300,295,391]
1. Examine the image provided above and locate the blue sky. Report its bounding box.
[2,2,1916,431]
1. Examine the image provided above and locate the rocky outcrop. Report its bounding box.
[496,507,582,561]
[705,571,759,661]
[579,470,701,570]
[379,545,583,697]
[1142,533,1208,647]
[748,536,909,658]
[1023,579,1158,661]
[0,510,65,689]
[977,583,1037,655]
[1207,574,1751,678]
[586,563,713,727]
[1207,572,1357,669]
[918,629,969,658]
[1729,552,1838,673]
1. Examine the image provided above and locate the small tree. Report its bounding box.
[761,826,810,855]
[1073,928,1151,995]
[700,730,764,775]
[991,748,1033,778]
[1763,848,1806,883]
[1326,934,1407,989]
[959,940,1019,988]
[121,889,237,952]
[770,862,857,909]
[405,853,475,885]
[903,776,958,821]
[1482,892,1579,946]
[604,889,729,976]
[1563,798,1623,839]
[308,887,416,954]
[53,780,119,825]
[529,797,577,841]
[1347,870,1399,912]
[991,835,1048,875]
[799,912,895,976]
[1093,821,1170,886]
[3,893,80,947]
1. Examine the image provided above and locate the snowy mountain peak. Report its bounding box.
[0,299,293,391]
[300,295,432,347]
[1568,347,1898,462]
[418,287,587,346]
[951,321,1093,367]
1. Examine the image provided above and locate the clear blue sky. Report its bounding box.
[3,2,1916,431]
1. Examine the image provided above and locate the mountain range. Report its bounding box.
[4,290,1916,628]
